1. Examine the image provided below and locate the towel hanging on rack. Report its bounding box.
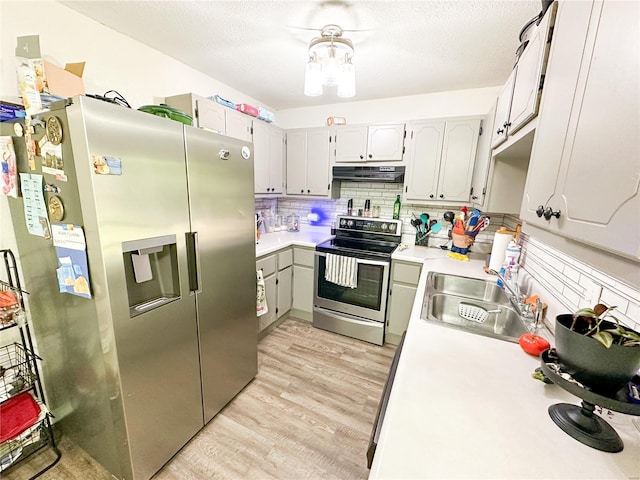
[325,253,358,289]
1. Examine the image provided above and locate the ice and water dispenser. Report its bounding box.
[122,235,181,317]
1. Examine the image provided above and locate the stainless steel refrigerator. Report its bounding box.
[4,96,257,480]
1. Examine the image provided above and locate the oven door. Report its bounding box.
[314,251,390,322]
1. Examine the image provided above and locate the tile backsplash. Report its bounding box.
[520,234,640,332]
[256,182,513,250]
[256,182,639,332]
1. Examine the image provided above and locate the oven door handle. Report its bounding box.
[315,251,390,267]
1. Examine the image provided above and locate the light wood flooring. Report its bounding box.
[4,318,396,480]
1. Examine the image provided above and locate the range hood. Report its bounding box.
[332,166,405,183]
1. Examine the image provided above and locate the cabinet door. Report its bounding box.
[508,2,556,134]
[292,265,314,314]
[470,105,496,207]
[335,125,368,162]
[268,126,284,194]
[277,266,292,318]
[195,98,225,132]
[253,122,271,193]
[491,68,516,148]
[367,124,405,161]
[521,1,594,224]
[554,1,640,259]
[225,109,253,142]
[437,119,481,202]
[404,120,444,201]
[386,283,417,338]
[259,273,277,333]
[286,130,307,194]
[306,127,331,196]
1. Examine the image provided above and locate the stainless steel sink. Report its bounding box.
[427,272,510,304]
[421,272,530,342]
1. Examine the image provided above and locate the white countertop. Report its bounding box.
[370,249,640,479]
[255,225,333,257]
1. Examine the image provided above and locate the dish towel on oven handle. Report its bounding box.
[325,253,358,288]
[256,270,268,316]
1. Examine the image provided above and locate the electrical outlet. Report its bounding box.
[581,282,602,307]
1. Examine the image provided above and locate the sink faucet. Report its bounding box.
[489,268,534,319]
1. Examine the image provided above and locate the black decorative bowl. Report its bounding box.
[555,314,640,395]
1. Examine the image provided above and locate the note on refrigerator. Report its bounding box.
[19,173,50,238]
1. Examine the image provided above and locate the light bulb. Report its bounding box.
[337,61,356,98]
[304,59,323,96]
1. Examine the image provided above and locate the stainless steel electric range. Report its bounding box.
[313,215,403,345]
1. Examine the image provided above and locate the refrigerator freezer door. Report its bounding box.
[69,97,204,480]
[184,127,258,422]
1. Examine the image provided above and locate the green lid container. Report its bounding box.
[138,104,193,126]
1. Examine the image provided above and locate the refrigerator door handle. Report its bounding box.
[186,232,200,293]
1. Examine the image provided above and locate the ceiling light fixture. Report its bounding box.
[304,24,356,98]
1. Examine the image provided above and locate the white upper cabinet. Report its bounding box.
[253,122,284,194]
[491,2,557,149]
[491,69,516,149]
[405,118,481,203]
[164,93,253,142]
[225,108,253,142]
[470,104,496,207]
[404,121,444,201]
[195,98,225,133]
[285,127,331,197]
[334,124,405,162]
[521,0,640,260]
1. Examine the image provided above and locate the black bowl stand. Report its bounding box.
[540,349,640,453]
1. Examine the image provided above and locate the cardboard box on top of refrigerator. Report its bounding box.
[16,35,86,98]
[43,61,85,98]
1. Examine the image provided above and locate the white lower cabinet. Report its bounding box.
[256,253,277,333]
[386,260,422,345]
[256,248,293,336]
[291,247,315,321]
[276,250,293,318]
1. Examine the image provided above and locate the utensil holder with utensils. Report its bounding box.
[415,231,430,246]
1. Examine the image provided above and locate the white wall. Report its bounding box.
[0,0,274,111]
[276,87,499,129]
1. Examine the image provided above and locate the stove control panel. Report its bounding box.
[336,216,402,236]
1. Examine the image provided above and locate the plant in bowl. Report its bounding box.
[555,304,640,395]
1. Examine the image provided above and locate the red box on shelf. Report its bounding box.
[236,103,259,117]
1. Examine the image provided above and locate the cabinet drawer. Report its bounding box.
[393,262,422,285]
[293,247,315,267]
[256,254,277,277]
[278,249,293,270]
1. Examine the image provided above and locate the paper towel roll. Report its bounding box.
[488,232,514,272]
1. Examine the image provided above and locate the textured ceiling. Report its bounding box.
[60,0,543,110]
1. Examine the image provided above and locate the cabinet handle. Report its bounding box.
[497,128,504,135]
[536,205,545,217]
[439,194,444,199]
[301,189,304,194]
[307,189,311,193]
[368,154,373,159]
[503,122,511,128]
[429,194,434,199]
[360,155,364,159]
[471,195,478,200]
[543,207,561,220]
